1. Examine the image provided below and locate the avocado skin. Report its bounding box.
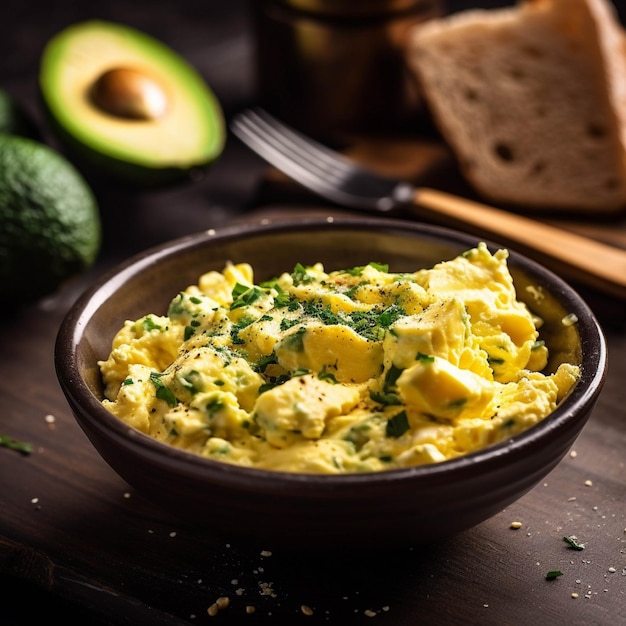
[0,134,101,305]
[0,89,42,141]
[39,20,226,188]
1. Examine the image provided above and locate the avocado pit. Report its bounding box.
[91,66,168,121]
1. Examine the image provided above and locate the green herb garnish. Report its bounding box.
[563,535,585,550]
[167,293,186,317]
[255,353,278,373]
[341,265,366,277]
[205,397,224,416]
[149,372,177,407]
[341,262,389,276]
[180,370,202,394]
[0,435,32,455]
[230,284,267,310]
[344,422,371,450]
[230,316,256,344]
[368,262,389,272]
[259,280,292,308]
[386,410,410,438]
[280,317,301,332]
[291,263,315,286]
[370,390,402,406]
[142,316,162,332]
[318,366,338,384]
[383,365,404,391]
[282,326,306,352]
[545,570,563,581]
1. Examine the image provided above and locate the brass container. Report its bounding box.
[252,0,444,141]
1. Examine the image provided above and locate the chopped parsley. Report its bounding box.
[142,316,162,332]
[282,326,306,352]
[167,293,186,317]
[205,397,224,416]
[340,262,389,276]
[370,390,402,406]
[258,378,287,394]
[149,372,177,407]
[318,366,338,384]
[230,284,268,310]
[298,300,405,342]
[344,422,372,449]
[280,317,301,332]
[383,365,404,391]
[386,410,410,438]
[563,535,585,550]
[255,353,278,373]
[259,280,292,308]
[180,370,202,394]
[230,316,256,344]
[545,570,563,581]
[0,434,32,455]
[291,263,315,286]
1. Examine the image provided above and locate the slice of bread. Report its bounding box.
[407,0,626,214]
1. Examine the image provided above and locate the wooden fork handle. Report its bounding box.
[412,187,626,300]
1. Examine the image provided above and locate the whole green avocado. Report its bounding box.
[0,89,41,140]
[0,134,101,305]
[39,20,226,187]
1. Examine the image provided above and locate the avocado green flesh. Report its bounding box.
[39,20,225,184]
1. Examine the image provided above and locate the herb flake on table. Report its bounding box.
[545,570,563,581]
[563,535,585,550]
[0,434,32,455]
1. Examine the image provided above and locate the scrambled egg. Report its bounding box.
[99,244,580,474]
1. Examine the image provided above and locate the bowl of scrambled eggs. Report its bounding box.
[55,216,607,546]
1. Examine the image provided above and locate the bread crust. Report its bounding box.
[407,0,626,213]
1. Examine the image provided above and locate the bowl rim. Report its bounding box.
[55,215,608,489]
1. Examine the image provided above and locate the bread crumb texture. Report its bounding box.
[408,0,626,213]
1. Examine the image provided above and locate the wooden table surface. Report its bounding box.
[1,1,625,624]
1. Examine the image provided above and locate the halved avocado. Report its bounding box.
[39,20,225,187]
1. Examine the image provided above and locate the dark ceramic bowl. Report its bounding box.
[55,216,607,547]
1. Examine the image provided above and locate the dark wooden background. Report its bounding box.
[1,1,625,624]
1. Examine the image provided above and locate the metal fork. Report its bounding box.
[232,107,626,300]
